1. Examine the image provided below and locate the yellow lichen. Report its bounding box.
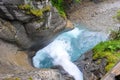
[18,3,51,17]
[18,4,32,10]
[3,77,21,80]
[42,5,51,12]
[30,9,43,17]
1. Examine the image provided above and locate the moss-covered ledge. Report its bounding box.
[92,28,120,72]
[93,40,120,72]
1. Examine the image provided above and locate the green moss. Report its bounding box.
[28,77,33,80]
[36,18,45,23]
[3,77,21,80]
[110,30,120,40]
[59,10,66,19]
[105,63,115,72]
[50,0,81,19]
[93,40,120,53]
[116,10,120,21]
[96,59,102,65]
[93,40,120,72]
[42,5,51,12]
[18,4,32,10]
[75,0,81,3]
[51,0,66,19]
[18,3,51,17]
[15,78,21,80]
[30,9,43,17]
[113,10,120,21]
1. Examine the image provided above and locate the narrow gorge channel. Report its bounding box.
[33,24,108,80]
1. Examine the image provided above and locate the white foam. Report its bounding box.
[33,27,108,80]
[34,28,83,80]
[66,27,84,38]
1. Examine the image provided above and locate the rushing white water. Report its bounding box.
[33,24,108,80]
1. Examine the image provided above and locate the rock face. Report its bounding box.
[75,51,107,80]
[0,0,73,79]
[0,69,64,80]
[75,50,120,80]
[101,62,120,80]
[0,0,72,51]
[68,0,120,33]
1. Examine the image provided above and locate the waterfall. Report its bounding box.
[34,37,83,80]
[33,25,108,80]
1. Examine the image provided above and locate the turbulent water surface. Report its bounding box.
[33,24,108,80]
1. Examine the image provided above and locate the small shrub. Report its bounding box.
[59,10,66,19]
[51,0,66,19]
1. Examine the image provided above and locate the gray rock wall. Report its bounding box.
[0,0,71,52]
[0,0,73,80]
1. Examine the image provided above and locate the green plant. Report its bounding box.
[18,2,51,17]
[50,0,81,19]
[28,77,33,80]
[51,0,66,19]
[3,77,21,80]
[110,30,120,40]
[30,9,43,17]
[18,4,32,10]
[93,40,120,53]
[116,10,120,21]
[42,5,51,12]
[75,0,81,3]
[93,40,120,72]
[105,63,115,72]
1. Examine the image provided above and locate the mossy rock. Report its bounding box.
[105,63,115,72]
[3,77,33,80]
[18,3,51,17]
[93,40,120,72]
[3,77,21,80]
[116,10,120,21]
[30,9,43,17]
[18,4,32,10]
[42,5,51,12]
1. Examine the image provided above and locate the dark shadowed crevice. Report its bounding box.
[115,75,120,80]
